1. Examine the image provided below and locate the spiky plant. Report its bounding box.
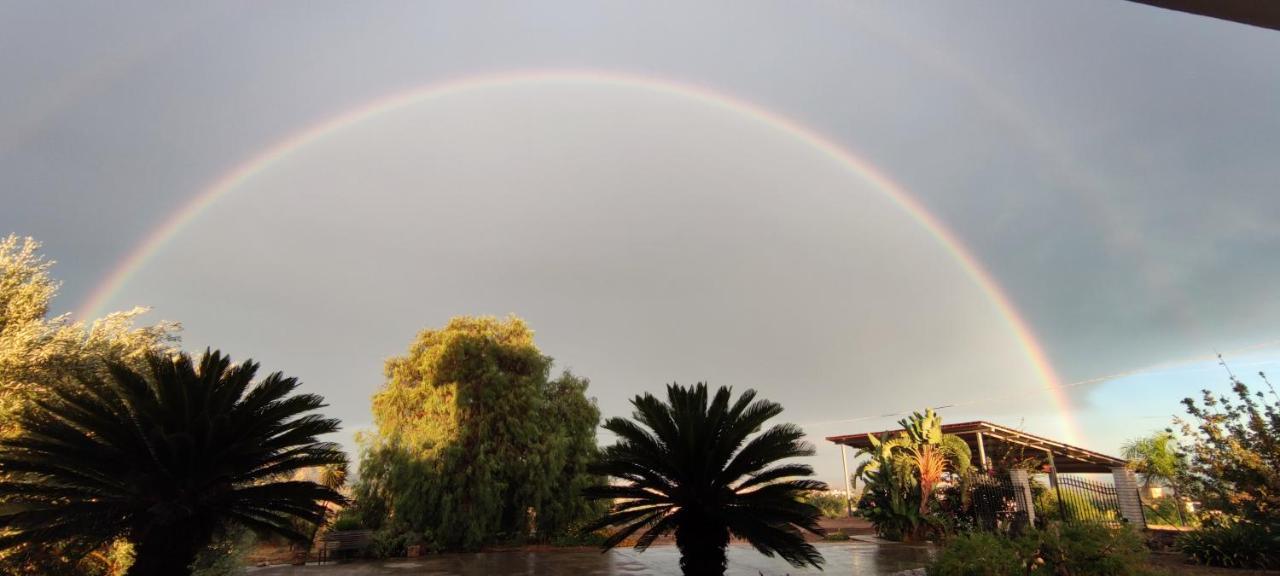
[583,383,826,576]
[0,349,346,576]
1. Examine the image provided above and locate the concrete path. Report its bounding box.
[248,541,935,576]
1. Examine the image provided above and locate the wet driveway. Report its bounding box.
[248,540,935,576]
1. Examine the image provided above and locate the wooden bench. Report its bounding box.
[317,530,373,564]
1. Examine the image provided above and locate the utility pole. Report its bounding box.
[841,444,853,517]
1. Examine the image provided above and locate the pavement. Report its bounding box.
[247,540,935,576]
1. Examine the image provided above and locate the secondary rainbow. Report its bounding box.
[77,69,1080,443]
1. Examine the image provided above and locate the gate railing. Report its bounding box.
[1041,474,1123,525]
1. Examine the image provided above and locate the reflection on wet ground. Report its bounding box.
[249,541,935,576]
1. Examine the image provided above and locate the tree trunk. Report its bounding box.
[128,524,209,576]
[675,523,729,576]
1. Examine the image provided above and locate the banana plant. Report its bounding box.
[853,409,973,541]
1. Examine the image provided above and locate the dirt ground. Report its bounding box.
[1146,552,1280,576]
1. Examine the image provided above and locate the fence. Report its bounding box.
[947,473,1029,533]
[1040,474,1123,525]
[1139,488,1195,527]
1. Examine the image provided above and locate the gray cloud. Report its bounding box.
[2,1,1278,484]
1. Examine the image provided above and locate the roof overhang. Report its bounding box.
[827,420,1126,474]
[1125,0,1280,31]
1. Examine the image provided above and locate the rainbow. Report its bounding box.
[76,69,1080,443]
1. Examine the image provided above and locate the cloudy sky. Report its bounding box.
[3,1,1278,485]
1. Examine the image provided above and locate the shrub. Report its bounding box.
[1040,523,1150,576]
[1177,521,1278,569]
[189,526,256,576]
[330,513,365,532]
[802,491,849,519]
[929,531,1028,576]
[931,524,1153,576]
[367,527,425,559]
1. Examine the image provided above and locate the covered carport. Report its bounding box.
[827,420,1143,526]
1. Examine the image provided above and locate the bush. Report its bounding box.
[931,524,1153,576]
[1177,521,1278,569]
[1041,523,1150,576]
[189,526,255,576]
[802,490,849,519]
[330,512,365,532]
[929,531,1029,576]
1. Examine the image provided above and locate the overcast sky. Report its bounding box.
[3,1,1278,485]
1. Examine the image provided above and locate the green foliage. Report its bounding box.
[330,511,365,532]
[931,524,1153,576]
[928,531,1030,576]
[1141,496,1195,528]
[0,235,179,440]
[584,383,827,576]
[801,491,848,519]
[0,350,346,576]
[547,518,607,547]
[367,527,424,559]
[189,526,255,576]
[353,316,602,551]
[853,409,972,541]
[1121,431,1185,490]
[1176,373,1280,529]
[856,478,934,541]
[1034,488,1115,523]
[1176,520,1278,569]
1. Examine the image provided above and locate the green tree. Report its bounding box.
[1,235,179,574]
[1177,372,1280,531]
[853,409,972,541]
[0,350,346,576]
[354,316,600,550]
[0,235,178,439]
[1121,431,1185,490]
[584,383,826,576]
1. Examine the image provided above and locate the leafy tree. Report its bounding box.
[0,350,346,576]
[0,235,179,439]
[1,235,179,574]
[1176,373,1280,527]
[584,383,826,576]
[354,316,601,550]
[1175,371,1280,563]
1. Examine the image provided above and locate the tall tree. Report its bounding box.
[1177,373,1280,528]
[585,383,826,576]
[356,315,600,549]
[0,235,178,439]
[0,350,346,576]
[1121,430,1185,489]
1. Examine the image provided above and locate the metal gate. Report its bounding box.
[1042,474,1123,524]
[946,474,1028,533]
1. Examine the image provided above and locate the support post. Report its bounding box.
[1009,469,1036,526]
[840,444,853,516]
[1044,450,1064,522]
[976,432,988,473]
[1112,467,1146,527]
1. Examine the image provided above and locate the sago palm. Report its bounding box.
[584,383,826,576]
[0,349,346,576]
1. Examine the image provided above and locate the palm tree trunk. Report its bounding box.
[675,523,729,576]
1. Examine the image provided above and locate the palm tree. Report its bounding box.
[1121,431,1185,491]
[583,383,826,576]
[0,349,346,576]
